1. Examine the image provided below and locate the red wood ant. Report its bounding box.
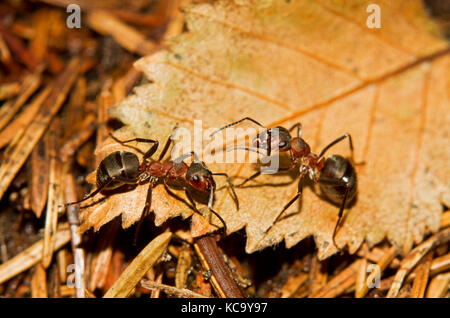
[65,130,239,237]
[210,117,359,248]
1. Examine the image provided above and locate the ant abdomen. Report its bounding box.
[318,155,357,205]
[96,151,140,190]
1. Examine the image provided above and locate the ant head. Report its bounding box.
[290,137,311,158]
[252,126,292,153]
[186,161,215,192]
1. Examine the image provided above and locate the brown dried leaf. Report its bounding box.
[80,0,449,260]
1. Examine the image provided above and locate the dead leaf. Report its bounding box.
[79,0,449,260]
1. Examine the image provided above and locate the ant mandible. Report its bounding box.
[65,129,239,238]
[210,117,359,248]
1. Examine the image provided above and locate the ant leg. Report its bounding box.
[318,133,363,165]
[289,123,302,138]
[79,197,106,209]
[318,177,351,250]
[174,185,226,232]
[163,181,212,226]
[184,188,199,212]
[237,170,262,188]
[238,164,294,188]
[318,133,352,159]
[109,133,159,161]
[64,178,114,206]
[209,117,266,138]
[157,125,179,161]
[226,146,266,156]
[64,174,138,206]
[185,187,217,224]
[333,188,349,250]
[163,182,196,212]
[212,172,239,210]
[157,134,173,161]
[265,176,304,233]
[207,188,227,232]
[133,183,153,245]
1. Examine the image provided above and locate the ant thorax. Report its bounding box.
[138,171,151,183]
[299,153,325,182]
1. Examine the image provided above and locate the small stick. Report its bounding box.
[0,225,71,285]
[96,80,114,164]
[42,118,62,268]
[48,263,61,298]
[61,113,96,162]
[86,10,158,56]
[275,273,308,298]
[0,85,51,149]
[0,69,43,132]
[441,211,450,228]
[409,251,433,298]
[356,246,398,298]
[64,77,87,140]
[309,259,361,298]
[141,280,207,298]
[428,253,450,276]
[103,232,172,298]
[56,249,68,283]
[309,254,328,294]
[356,245,401,268]
[387,228,450,298]
[0,57,80,202]
[63,165,86,298]
[375,252,450,293]
[404,252,450,284]
[0,21,39,69]
[0,82,20,100]
[355,258,367,297]
[194,235,245,298]
[150,272,163,298]
[29,10,50,63]
[0,33,14,67]
[163,0,191,39]
[426,273,450,298]
[30,128,51,217]
[38,0,172,28]
[175,245,192,289]
[112,67,142,103]
[31,263,48,298]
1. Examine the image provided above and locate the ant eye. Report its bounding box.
[191,175,200,183]
[279,141,286,148]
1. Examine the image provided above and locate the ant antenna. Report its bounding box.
[174,151,200,164]
[212,172,239,210]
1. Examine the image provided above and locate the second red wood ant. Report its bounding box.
[210,117,359,248]
[65,130,239,237]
